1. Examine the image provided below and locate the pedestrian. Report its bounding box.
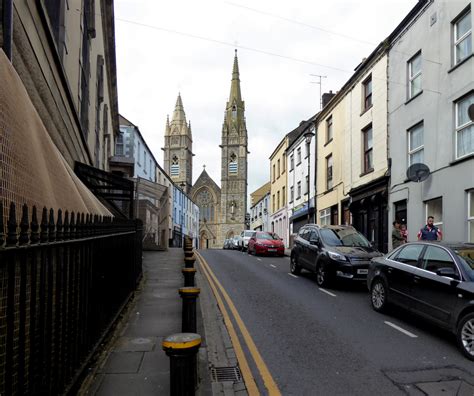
[392,220,405,249]
[400,223,408,243]
[417,216,442,241]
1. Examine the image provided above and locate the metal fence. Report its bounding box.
[0,201,143,395]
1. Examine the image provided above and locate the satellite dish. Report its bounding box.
[468,103,474,122]
[406,163,430,182]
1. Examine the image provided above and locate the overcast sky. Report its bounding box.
[114,0,416,197]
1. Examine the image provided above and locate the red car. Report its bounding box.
[247,232,285,256]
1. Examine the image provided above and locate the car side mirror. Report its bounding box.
[309,237,320,246]
[436,267,459,280]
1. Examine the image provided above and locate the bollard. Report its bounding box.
[182,268,197,287]
[179,287,200,333]
[162,333,201,396]
[184,254,196,268]
[184,249,194,259]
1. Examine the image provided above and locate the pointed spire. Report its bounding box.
[229,50,242,102]
[171,93,187,123]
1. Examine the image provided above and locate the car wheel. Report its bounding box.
[290,255,301,275]
[315,262,332,287]
[371,279,388,313]
[247,247,251,255]
[456,313,474,361]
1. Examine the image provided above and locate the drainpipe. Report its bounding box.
[3,0,13,61]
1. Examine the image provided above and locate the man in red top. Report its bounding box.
[417,216,442,240]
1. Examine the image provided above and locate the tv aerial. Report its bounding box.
[406,163,430,183]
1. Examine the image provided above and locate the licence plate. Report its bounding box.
[268,249,277,252]
[357,269,368,275]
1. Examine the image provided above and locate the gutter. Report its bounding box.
[2,0,13,61]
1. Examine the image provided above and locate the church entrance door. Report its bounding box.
[200,231,208,250]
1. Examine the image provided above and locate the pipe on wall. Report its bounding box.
[2,0,13,60]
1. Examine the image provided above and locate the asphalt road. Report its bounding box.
[199,249,474,396]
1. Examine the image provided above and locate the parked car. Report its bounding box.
[248,232,285,256]
[290,224,382,286]
[223,239,232,249]
[367,241,474,361]
[232,235,242,250]
[239,230,255,251]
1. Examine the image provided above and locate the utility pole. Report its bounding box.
[310,74,327,111]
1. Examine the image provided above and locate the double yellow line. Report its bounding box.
[196,251,281,396]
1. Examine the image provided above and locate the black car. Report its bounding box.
[290,225,382,286]
[367,241,474,361]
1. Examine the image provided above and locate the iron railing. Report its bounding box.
[0,201,143,395]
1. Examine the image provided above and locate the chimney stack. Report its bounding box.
[322,90,336,108]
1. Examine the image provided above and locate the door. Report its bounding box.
[306,229,322,271]
[410,245,461,325]
[388,244,424,306]
[298,228,312,269]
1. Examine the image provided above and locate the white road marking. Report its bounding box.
[318,288,337,297]
[257,258,262,261]
[288,273,298,278]
[270,264,276,268]
[384,321,418,338]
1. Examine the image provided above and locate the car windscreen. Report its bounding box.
[257,233,278,240]
[244,231,254,237]
[320,228,371,247]
[455,249,474,281]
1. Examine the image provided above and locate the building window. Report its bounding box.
[171,155,179,176]
[408,122,424,166]
[116,133,124,155]
[144,151,147,171]
[297,147,302,165]
[229,152,238,174]
[408,52,422,99]
[326,116,333,142]
[282,186,286,206]
[320,208,331,225]
[469,190,474,242]
[326,154,333,190]
[138,141,141,164]
[290,186,294,203]
[453,8,472,65]
[232,105,237,119]
[273,164,276,182]
[296,181,301,199]
[277,159,280,176]
[425,197,443,227]
[362,75,372,111]
[277,191,280,209]
[305,175,309,195]
[362,124,373,173]
[290,155,294,170]
[455,92,474,159]
[272,194,275,213]
[282,154,286,172]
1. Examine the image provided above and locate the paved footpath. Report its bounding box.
[84,248,245,396]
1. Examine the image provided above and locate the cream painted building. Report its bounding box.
[269,136,289,246]
[250,182,271,231]
[2,1,119,172]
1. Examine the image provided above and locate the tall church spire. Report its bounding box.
[229,50,242,103]
[172,93,187,123]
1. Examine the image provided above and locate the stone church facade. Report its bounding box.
[163,51,248,248]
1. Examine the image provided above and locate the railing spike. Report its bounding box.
[70,211,76,239]
[30,206,40,244]
[19,203,29,245]
[64,210,70,240]
[6,202,18,246]
[48,208,56,242]
[40,207,48,243]
[56,209,63,241]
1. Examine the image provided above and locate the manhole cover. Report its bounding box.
[211,366,242,383]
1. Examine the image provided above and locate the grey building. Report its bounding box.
[388,0,474,246]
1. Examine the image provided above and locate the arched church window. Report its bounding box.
[196,188,215,222]
[228,152,238,174]
[232,105,237,119]
[171,155,179,176]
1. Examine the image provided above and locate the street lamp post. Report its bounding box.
[303,127,315,224]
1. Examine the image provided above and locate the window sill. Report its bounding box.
[323,188,334,195]
[449,152,474,166]
[448,54,474,74]
[296,162,302,166]
[360,168,374,177]
[324,138,333,147]
[289,168,294,173]
[360,104,373,117]
[405,90,423,105]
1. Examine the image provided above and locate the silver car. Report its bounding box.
[240,230,255,251]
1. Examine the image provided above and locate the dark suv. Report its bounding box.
[290,224,382,286]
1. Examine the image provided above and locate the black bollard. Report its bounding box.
[184,254,196,269]
[182,268,197,287]
[162,333,201,396]
[179,287,200,333]
[184,249,194,259]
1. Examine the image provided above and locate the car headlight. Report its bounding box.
[328,251,348,262]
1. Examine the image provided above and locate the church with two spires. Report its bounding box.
[163,51,248,248]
